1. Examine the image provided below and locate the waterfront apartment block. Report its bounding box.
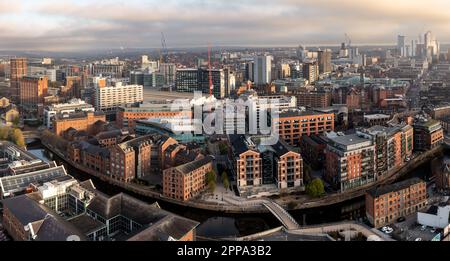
[271,109,334,147]
[413,118,444,151]
[110,135,153,182]
[366,178,427,228]
[358,124,414,178]
[116,101,192,130]
[325,133,376,192]
[53,111,106,136]
[229,135,303,197]
[163,156,213,201]
[271,141,303,189]
[19,75,48,118]
[44,98,95,129]
[230,135,262,189]
[94,83,143,111]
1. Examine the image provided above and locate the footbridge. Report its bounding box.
[22,131,41,139]
[262,201,300,230]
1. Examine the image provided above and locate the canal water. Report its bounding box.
[26,140,448,239]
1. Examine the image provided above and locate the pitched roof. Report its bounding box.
[367,178,425,197]
[174,156,213,175]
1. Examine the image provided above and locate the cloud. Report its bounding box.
[0,0,449,51]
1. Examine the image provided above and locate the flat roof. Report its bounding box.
[329,134,370,146]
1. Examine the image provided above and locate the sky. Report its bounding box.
[0,0,450,51]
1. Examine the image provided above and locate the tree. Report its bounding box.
[9,128,25,148]
[206,171,217,193]
[221,172,230,191]
[0,127,9,140]
[306,178,325,198]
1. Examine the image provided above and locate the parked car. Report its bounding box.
[397,217,406,222]
[415,238,422,241]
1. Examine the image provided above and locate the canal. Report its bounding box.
[26,140,448,239]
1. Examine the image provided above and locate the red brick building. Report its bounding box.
[366,178,427,227]
[163,156,213,201]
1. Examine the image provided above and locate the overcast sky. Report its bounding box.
[0,0,449,51]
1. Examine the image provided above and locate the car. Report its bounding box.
[415,238,422,241]
[421,225,427,231]
[430,228,436,233]
[397,217,406,222]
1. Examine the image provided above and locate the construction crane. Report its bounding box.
[208,44,213,97]
[345,33,352,47]
[160,32,168,64]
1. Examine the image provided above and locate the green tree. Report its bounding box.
[221,172,230,191]
[306,178,325,198]
[206,171,217,193]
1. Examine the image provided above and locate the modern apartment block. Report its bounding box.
[270,109,334,147]
[94,83,143,111]
[163,156,214,201]
[358,124,414,178]
[44,98,95,129]
[53,111,106,136]
[175,68,225,98]
[116,101,192,130]
[325,133,376,192]
[413,117,444,151]
[366,178,427,227]
[229,135,303,197]
[110,135,153,182]
[19,75,48,118]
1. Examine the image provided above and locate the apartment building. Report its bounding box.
[358,124,414,178]
[296,90,332,108]
[325,133,376,192]
[163,156,214,201]
[44,98,95,129]
[110,135,153,182]
[230,135,303,197]
[53,111,106,136]
[95,83,143,111]
[19,75,48,118]
[270,109,334,147]
[116,101,192,130]
[366,178,427,227]
[413,118,444,151]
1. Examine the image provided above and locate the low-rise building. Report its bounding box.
[363,114,391,127]
[163,156,214,201]
[53,111,106,136]
[44,98,95,129]
[418,204,450,229]
[325,133,376,192]
[116,101,192,131]
[365,178,427,228]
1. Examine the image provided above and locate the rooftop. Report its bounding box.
[174,156,213,175]
[367,177,425,197]
[329,133,371,147]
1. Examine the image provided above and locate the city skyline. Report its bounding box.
[1,0,450,51]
